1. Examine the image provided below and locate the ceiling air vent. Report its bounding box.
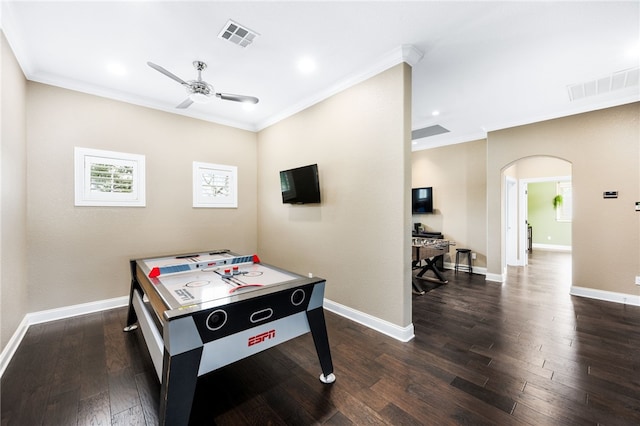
[412,124,450,140]
[218,20,259,48]
[567,67,639,101]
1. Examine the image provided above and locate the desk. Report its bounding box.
[412,238,451,294]
[124,249,335,425]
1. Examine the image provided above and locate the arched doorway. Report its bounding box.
[502,156,572,278]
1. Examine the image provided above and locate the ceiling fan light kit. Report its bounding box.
[147,60,259,109]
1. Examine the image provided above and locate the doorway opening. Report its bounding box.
[503,156,572,282]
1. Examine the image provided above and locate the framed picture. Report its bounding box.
[74,147,146,207]
[193,162,238,208]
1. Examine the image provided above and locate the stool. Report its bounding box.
[455,248,473,274]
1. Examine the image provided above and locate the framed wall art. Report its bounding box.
[193,161,238,208]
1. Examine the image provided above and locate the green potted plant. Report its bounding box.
[553,194,563,209]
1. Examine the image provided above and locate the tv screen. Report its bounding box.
[412,187,433,213]
[280,164,321,204]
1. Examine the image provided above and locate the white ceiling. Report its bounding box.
[2,1,639,151]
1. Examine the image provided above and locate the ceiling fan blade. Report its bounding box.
[176,98,194,109]
[216,93,259,104]
[147,62,189,86]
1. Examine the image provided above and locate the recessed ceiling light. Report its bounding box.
[297,56,316,74]
[107,62,126,76]
[431,110,440,117]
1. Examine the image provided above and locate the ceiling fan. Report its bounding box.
[147,60,259,109]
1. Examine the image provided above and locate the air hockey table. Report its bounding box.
[123,249,335,426]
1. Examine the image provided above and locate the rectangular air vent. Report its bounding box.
[412,124,450,140]
[567,67,639,101]
[218,20,259,48]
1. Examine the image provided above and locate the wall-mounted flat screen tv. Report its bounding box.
[280,164,321,204]
[412,187,433,213]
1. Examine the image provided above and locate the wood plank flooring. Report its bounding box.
[2,250,640,425]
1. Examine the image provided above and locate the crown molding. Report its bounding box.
[257,44,424,131]
[400,44,424,67]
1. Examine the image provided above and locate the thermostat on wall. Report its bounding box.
[603,191,618,199]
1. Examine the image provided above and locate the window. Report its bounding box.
[74,147,146,207]
[89,162,134,194]
[556,181,572,222]
[193,162,238,208]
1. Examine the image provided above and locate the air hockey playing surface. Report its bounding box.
[139,251,300,312]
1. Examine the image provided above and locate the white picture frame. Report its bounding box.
[193,161,238,208]
[74,147,146,207]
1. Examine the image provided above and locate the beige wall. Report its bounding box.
[510,156,571,179]
[257,64,413,327]
[487,103,640,296]
[411,139,487,268]
[1,31,29,349]
[26,83,258,312]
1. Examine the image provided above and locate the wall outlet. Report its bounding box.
[636,276,640,285]
[471,252,477,260]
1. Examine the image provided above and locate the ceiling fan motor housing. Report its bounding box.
[188,61,214,102]
[188,80,213,96]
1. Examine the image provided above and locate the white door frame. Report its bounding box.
[519,180,529,266]
[505,176,519,266]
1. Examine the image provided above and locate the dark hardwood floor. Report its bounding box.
[2,250,640,425]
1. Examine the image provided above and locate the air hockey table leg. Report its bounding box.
[159,347,202,426]
[306,307,336,384]
[123,278,139,332]
[124,261,140,332]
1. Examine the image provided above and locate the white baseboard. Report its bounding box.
[442,262,487,277]
[0,295,129,378]
[485,273,505,283]
[323,299,415,342]
[532,243,572,252]
[0,315,30,380]
[26,296,129,325]
[570,286,640,306]
[485,266,506,282]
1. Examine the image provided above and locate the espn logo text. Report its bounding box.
[248,329,276,347]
